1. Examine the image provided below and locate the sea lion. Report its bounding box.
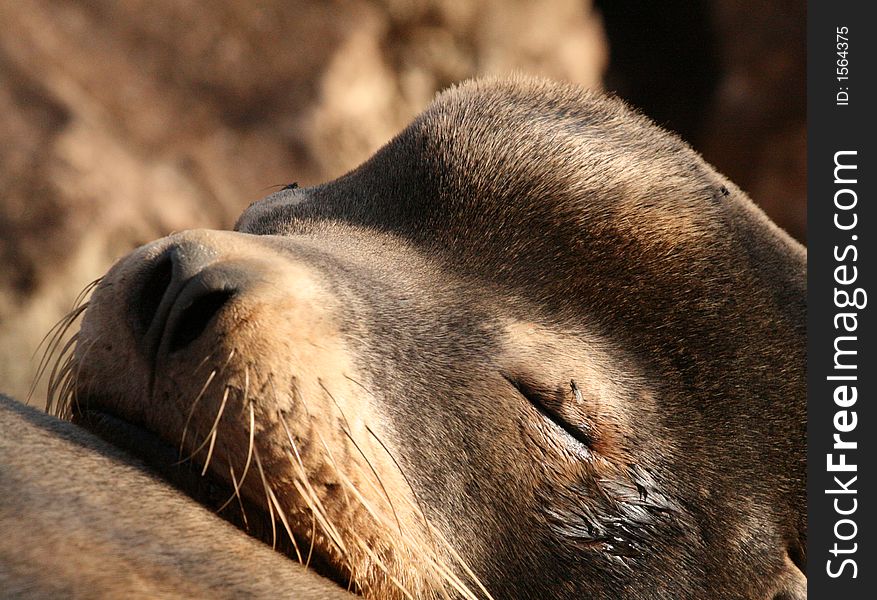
[40,76,805,599]
[0,394,353,599]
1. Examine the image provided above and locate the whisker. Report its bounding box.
[333,469,389,533]
[227,464,250,529]
[179,348,236,454]
[31,284,92,365]
[315,379,453,598]
[365,425,492,600]
[255,447,304,563]
[277,377,354,511]
[48,334,80,384]
[269,377,357,582]
[42,322,83,410]
[29,305,87,405]
[258,456,279,551]
[335,472,463,600]
[29,277,101,407]
[366,423,435,541]
[268,373,487,599]
[71,277,103,310]
[192,352,216,375]
[273,400,349,556]
[290,478,348,558]
[305,508,317,569]
[426,524,494,600]
[200,385,231,476]
[179,369,217,456]
[217,377,255,513]
[346,374,492,600]
[418,551,483,600]
[48,332,93,420]
[349,534,416,600]
[319,379,404,537]
[284,440,349,557]
[66,335,104,417]
[46,351,74,417]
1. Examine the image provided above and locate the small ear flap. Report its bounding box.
[770,553,807,600]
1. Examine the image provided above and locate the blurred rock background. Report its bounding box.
[0,0,804,408]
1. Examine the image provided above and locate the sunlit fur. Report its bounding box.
[43,76,805,600]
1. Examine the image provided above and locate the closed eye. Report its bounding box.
[501,373,595,450]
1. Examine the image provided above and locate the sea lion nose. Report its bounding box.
[132,238,239,363]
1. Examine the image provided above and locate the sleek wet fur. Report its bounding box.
[18,77,806,598]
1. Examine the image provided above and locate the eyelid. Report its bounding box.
[501,373,595,450]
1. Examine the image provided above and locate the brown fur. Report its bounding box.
[0,395,353,599]
[12,76,806,598]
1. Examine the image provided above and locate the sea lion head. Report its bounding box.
[63,76,806,599]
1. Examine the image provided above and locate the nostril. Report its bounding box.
[135,255,174,337]
[168,289,235,353]
[129,240,231,363]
